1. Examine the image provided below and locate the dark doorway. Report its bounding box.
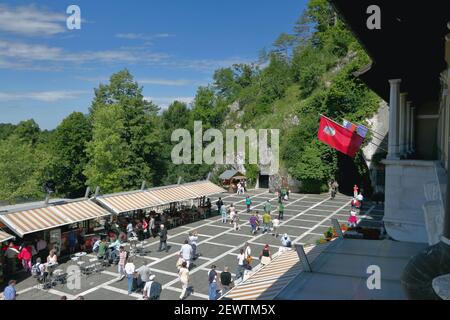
[336,153,373,197]
[259,174,269,189]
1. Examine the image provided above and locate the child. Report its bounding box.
[348,209,358,228]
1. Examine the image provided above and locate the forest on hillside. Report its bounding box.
[0,0,380,204]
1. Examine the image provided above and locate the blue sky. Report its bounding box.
[0,0,307,130]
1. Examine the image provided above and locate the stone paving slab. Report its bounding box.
[5,191,372,300]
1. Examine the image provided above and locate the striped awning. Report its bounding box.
[97,181,226,214]
[96,191,161,214]
[147,185,197,205]
[0,230,14,243]
[0,200,110,238]
[183,181,225,197]
[52,200,110,224]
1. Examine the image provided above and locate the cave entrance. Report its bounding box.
[335,153,373,197]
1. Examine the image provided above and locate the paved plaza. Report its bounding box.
[10,189,383,300]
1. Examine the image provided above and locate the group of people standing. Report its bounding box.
[2,237,51,277]
[348,184,364,228]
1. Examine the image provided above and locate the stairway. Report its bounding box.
[221,242,332,300]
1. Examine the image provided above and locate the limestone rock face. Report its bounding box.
[362,100,389,170]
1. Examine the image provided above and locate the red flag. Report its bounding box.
[317,115,364,157]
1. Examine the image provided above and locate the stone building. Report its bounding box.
[330,1,450,244]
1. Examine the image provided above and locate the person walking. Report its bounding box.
[236,182,242,195]
[278,201,285,220]
[259,244,272,266]
[272,217,280,237]
[232,210,240,231]
[353,184,359,198]
[158,224,168,252]
[125,258,136,295]
[207,265,218,300]
[249,213,258,235]
[143,274,162,300]
[178,261,190,300]
[229,204,236,225]
[188,231,198,260]
[235,249,246,280]
[216,197,224,215]
[220,204,228,224]
[332,181,339,197]
[264,200,272,214]
[262,212,272,234]
[255,211,261,231]
[245,196,252,213]
[3,280,17,300]
[243,242,252,266]
[220,266,233,295]
[180,240,193,269]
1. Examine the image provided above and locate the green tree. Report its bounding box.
[47,112,91,197]
[14,119,41,145]
[85,69,163,192]
[0,135,49,203]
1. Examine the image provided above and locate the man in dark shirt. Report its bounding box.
[208,265,218,300]
[220,266,233,295]
[158,224,168,252]
[216,198,223,215]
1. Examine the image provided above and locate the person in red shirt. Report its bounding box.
[18,243,33,273]
[353,184,359,198]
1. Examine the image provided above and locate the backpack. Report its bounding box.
[31,263,41,276]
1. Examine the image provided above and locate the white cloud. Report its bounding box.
[144,96,194,109]
[164,57,253,72]
[138,78,199,86]
[115,33,174,40]
[154,33,173,38]
[116,33,149,40]
[0,90,88,102]
[0,39,252,73]
[0,4,66,36]
[0,40,169,68]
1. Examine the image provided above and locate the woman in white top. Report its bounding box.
[46,249,58,264]
[229,204,236,225]
[178,261,190,300]
[125,258,136,295]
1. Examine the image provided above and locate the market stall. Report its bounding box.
[0,199,111,257]
[219,170,246,192]
[95,180,225,231]
[0,230,14,283]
